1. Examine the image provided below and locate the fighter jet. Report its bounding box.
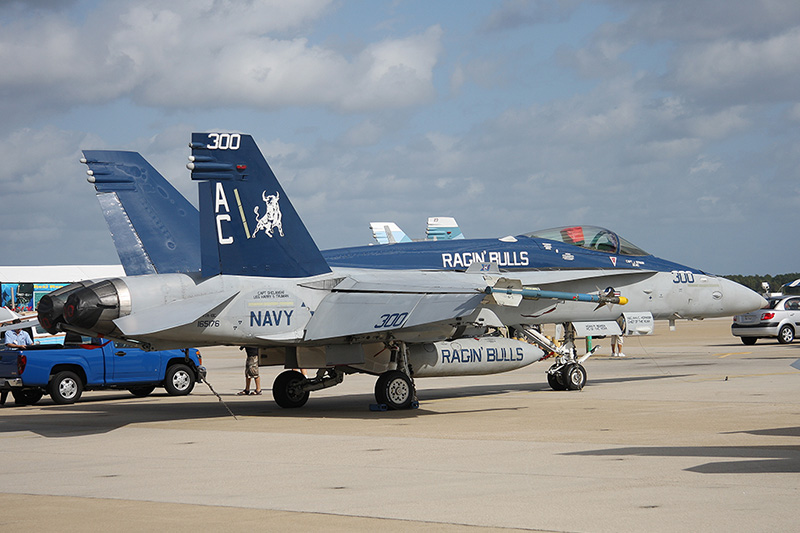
[39,133,765,409]
[370,217,463,244]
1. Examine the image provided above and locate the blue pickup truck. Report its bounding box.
[0,334,205,405]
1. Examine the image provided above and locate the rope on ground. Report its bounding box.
[203,378,238,420]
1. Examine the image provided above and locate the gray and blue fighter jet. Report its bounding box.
[37,133,765,409]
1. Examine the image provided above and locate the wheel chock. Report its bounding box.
[369,403,388,411]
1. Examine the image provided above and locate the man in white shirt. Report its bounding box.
[4,321,33,349]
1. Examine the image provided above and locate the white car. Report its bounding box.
[732,296,800,345]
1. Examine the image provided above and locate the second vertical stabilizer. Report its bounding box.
[188,132,331,278]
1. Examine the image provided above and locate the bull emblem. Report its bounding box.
[252,191,284,238]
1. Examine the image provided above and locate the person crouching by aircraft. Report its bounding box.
[5,319,33,349]
[238,346,262,395]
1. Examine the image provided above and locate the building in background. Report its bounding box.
[0,265,124,313]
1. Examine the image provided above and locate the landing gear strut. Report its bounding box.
[517,323,596,391]
[374,342,418,410]
[272,367,344,408]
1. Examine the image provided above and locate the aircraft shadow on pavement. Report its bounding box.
[0,387,527,437]
[0,381,552,438]
[0,372,689,438]
[564,441,800,474]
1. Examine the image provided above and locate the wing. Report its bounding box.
[303,273,484,341]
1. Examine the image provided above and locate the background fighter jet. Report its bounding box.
[370,217,463,244]
[40,133,766,409]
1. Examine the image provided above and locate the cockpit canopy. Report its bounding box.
[524,226,649,256]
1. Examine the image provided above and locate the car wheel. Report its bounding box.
[273,370,309,408]
[49,371,83,404]
[164,364,195,395]
[129,385,157,397]
[12,389,43,406]
[741,337,757,345]
[778,325,794,344]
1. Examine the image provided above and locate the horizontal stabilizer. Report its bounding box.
[113,291,238,336]
[0,307,22,322]
[0,315,39,334]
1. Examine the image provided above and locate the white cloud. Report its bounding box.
[0,126,119,265]
[668,27,800,105]
[0,1,443,123]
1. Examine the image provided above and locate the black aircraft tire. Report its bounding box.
[273,370,310,408]
[12,389,43,406]
[375,370,413,410]
[129,385,157,397]
[741,337,757,345]
[49,371,83,404]
[547,371,567,391]
[564,364,587,391]
[164,364,195,396]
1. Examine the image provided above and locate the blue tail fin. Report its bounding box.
[188,132,331,278]
[82,150,201,275]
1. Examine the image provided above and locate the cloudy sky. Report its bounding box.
[1,0,798,275]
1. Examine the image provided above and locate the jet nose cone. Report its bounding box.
[719,278,767,316]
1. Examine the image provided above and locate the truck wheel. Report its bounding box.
[129,385,156,397]
[49,371,83,404]
[374,370,413,410]
[273,370,309,408]
[164,364,195,395]
[12,389,44,406]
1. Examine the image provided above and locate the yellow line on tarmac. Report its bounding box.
[715,352,751,358]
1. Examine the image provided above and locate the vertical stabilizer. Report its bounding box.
[426,217,464,241]
[188,132,331,278]
[370,222,412,244]
[82,150,201,275]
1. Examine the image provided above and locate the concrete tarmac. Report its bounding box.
[1,318,798,532]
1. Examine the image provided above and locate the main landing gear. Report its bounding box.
[517,323,597,391]
[373,342,418,410]
[270,342,418,410]
[272,368,343,408]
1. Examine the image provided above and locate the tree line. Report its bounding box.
[722,273,800,293]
